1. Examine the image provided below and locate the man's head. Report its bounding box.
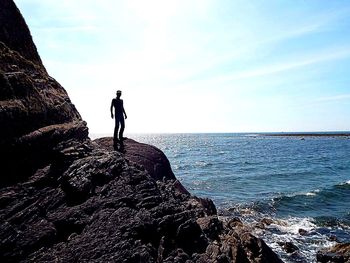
[116,90,122,98]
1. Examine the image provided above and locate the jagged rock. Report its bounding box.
[0,28,85,187]
[0,0,43,66]
[197,216,223,241]
[0,1,284,262]
[316,243,350,263]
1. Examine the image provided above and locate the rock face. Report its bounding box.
[0,1,283,262]
[317,243,350,263]
[0,0,43,66]
[0,0,85,186]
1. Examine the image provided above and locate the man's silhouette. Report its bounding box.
[111,90,127,148]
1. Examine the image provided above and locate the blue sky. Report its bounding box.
[15,0,350,133]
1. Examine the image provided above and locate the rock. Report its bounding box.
[261,218,274,226]
[94,137,176,181]
[197,216,223,240]
[279,241,299,253]
[239,231,283,263]
[226,217,244,229]
[0,22,85,187]
[298,228,308,235]
[316,243,350,263]
[254,218,274,230]
[0,1,284,262]
[0,0,43,66]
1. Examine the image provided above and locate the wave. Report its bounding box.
[219,202,349,263]
[270,181,350,213]
[194,161,213,167]
[338,180,350,186]
[256,216,338,263]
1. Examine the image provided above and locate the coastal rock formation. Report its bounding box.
[317,243,350,263]
[95,137,177,182]
[0,0,43,66]
[0,7,85,186]
[0,1,283,262]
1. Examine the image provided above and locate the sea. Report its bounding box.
[93,133,350,263]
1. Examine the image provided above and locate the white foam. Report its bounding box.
[305,192,316,196]
[221,205,343,262]
[305,189,320,196]
[283,190,318,198]
[269,217,316,235]
[338,180,350,186]
[195,161,212,167]
[254,217,337,263]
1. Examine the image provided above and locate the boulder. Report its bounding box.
[279,241,299,254]
[94,137,176,181]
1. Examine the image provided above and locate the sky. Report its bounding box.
[15,0,350,133]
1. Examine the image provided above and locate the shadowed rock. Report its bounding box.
[95,137,177,182]
[0,0,43,66]
[0,3,86,186]
[317,243,350,263]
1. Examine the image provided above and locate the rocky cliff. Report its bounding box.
[0,1,283,262]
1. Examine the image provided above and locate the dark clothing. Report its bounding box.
[114,114,125,142]
[112,98,124,116]
[111,98,125,143]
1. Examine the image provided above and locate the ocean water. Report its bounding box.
[95,133,350,262]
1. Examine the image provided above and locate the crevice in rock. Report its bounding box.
[53,221,85,243]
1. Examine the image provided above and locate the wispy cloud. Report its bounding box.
[181,46,350,89]
[315,94,350,102]
[230,47,350,79]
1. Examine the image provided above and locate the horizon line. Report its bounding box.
[90,131,350,135]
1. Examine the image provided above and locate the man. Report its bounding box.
[110,90,127,147]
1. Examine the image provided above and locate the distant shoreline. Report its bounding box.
[262,133,350,137]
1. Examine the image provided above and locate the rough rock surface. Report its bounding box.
[0,0,43,66]
[0,5,84,186]
[95,137,177,182]
[0,1,283,262]
[317,243,350,263]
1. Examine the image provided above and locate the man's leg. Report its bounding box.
[119,118,125,142]
[114,119,120,144]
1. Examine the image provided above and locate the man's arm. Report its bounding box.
[110,100,114,119]
[123,107,127,119]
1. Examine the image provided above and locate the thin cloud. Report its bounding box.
[265,7,350,43]
[315,94,350,102]
[181,46,350,89]
[231,47,350,79]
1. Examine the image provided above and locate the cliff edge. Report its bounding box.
[0,1,283,262]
